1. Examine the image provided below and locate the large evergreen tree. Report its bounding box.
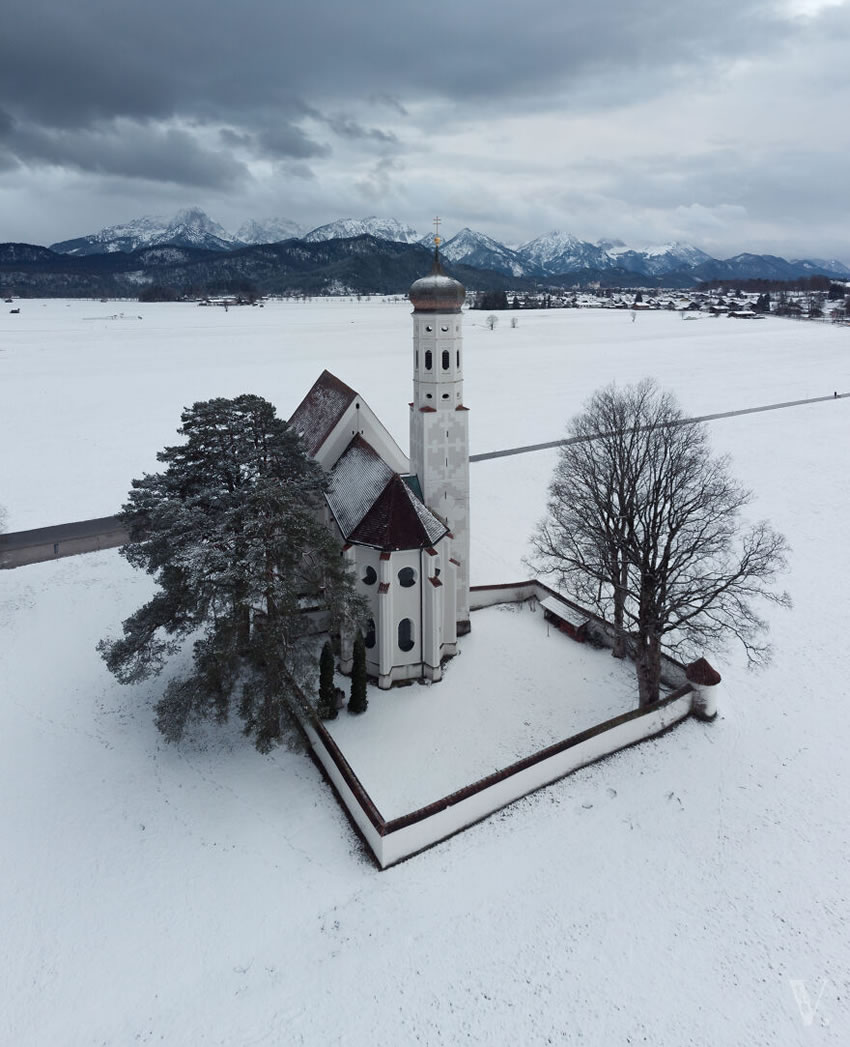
[98,394,365,751]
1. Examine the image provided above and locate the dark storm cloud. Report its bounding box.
[0,0,789,132]
[370,95,409,118]
[322,115,397,145]
[255,124,330,160]
[8,121,247,188]
[1,0,844,255]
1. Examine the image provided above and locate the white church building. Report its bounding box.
[289,251,471,689]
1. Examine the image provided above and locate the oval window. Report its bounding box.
[425,349,432,371]
[425,324,433,333]
[442,349,450,370]
[398,618,415,653]
[398,567,416,588]
[364,618,376,649]
[362,566,377,586]
[440,324,449,332]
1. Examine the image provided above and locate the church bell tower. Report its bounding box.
[409,231,471,633]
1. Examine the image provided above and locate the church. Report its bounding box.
[288,249,471,689]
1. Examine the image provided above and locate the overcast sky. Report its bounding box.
[1,0,848,259]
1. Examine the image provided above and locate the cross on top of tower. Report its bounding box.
[433,215,441,247]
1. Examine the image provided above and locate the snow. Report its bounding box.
[326,603,648,817]
[2,300,846,531]
[236,217,304,244]
[2,301,850,1042]
[303,216,421,244]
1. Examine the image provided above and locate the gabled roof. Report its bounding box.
[327,435,447,551]
[350,473,448,550]
[327,436,394,538]
[288,369,357,457]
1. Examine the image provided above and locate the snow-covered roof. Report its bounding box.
[540,596,589,629]
[349,474,448,550]
[288,370,357,456]
[327,436,447,550]
[327,436,394,538]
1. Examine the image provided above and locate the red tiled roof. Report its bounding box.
[288,370,357,456]
[686,658,722,685]
[349,473,447,550]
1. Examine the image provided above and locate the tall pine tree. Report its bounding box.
[318,640,338,720]
[98,394,365,751]
[348,632,368,714]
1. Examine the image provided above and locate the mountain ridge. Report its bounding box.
[45,207,850,280]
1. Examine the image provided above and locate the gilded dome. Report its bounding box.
[409,251,466,313]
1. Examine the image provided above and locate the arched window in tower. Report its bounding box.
[364,618,376,649]
[456,350,460,368]
[441,349,450,370]
[425,349,432,371]
[398,618,415,653]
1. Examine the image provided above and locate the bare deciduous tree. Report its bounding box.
[529,380,791,706]
[486,314,498,330]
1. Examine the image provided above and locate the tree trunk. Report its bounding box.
[635,632,662,707]
[611,558,629,659]
[235,602,251,655]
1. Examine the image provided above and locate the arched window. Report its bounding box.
[398,618,415,652]
[456,350,460,368]
[442,349,450,370]
[415,350,419,368]
[362,565,377,586]
[425,324,433,333]
[398,567,416,588]
[425,349,432,371]
[364,618,376,649]
[440,324,449,332]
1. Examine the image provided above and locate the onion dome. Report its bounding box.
[409,249,466,313]
[686,657,722,686]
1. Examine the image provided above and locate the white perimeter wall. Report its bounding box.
[304,583,697,869]
[379,690,693,868]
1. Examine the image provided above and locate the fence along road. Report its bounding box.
[1,392,846,568]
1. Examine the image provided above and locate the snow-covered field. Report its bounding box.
[1,300,849,1044]
[1,298,846,530]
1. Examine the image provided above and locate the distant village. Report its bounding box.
[180,282,850,325]
[465,282,850,322]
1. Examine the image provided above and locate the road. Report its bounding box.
[2,391,845,567]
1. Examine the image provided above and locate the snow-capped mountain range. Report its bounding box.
[46,208,850,279]
[303,217,420,245]
[50,208,305,257]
